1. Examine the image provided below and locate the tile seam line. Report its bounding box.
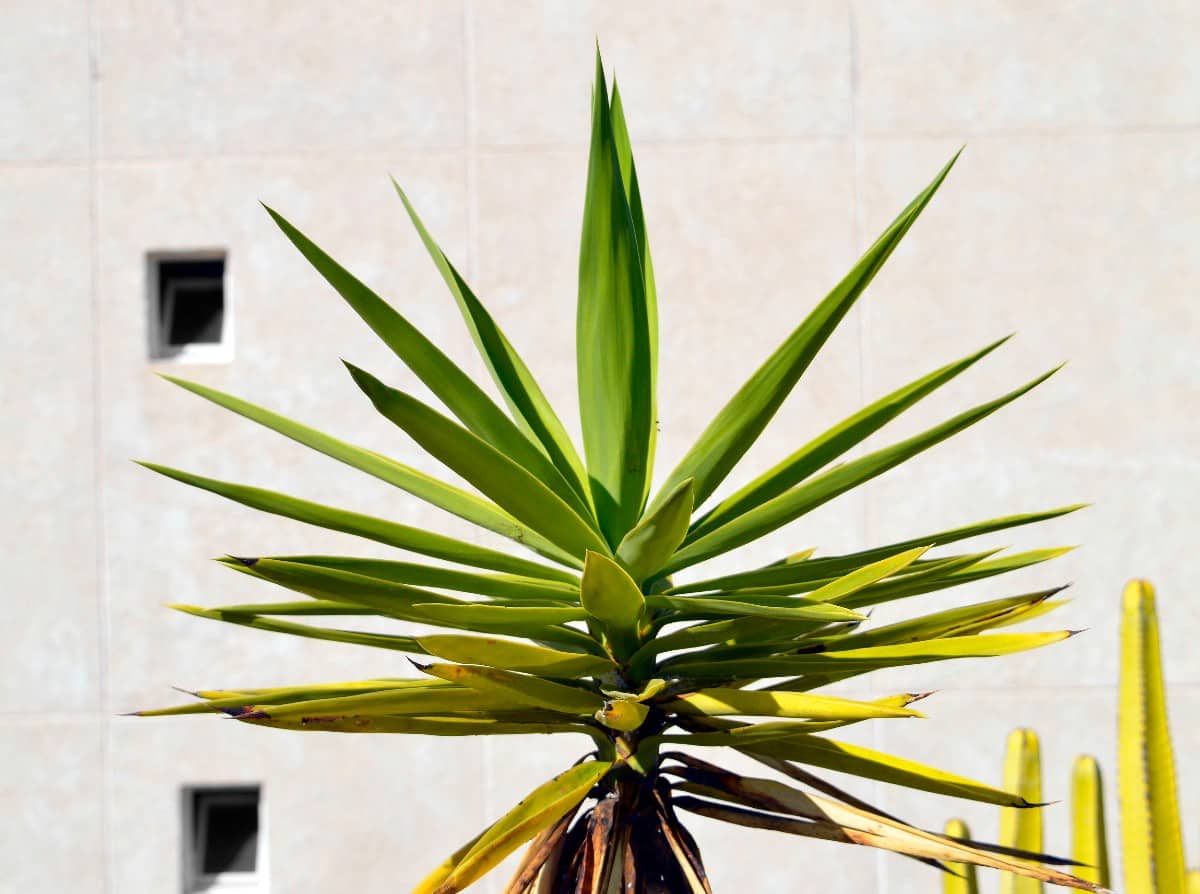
[86,1,113,891]
[862,122,1200,140]
[71,135,852,169]
[42,117,1200,169]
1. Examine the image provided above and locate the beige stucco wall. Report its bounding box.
[3,2,1199,891]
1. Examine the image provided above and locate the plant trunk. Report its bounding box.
[504,769,712,894]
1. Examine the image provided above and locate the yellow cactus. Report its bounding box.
[1000,728,1044,894]
[1119,579,1186,894]
[1070,755,1110,888]
[943,819,980,894]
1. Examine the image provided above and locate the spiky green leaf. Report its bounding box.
[577,51,655,544]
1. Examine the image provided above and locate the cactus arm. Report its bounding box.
[1070,755,1110,888]
[943,819,980,894]
[1119,579,1186,894]
[1000,728,1044,894]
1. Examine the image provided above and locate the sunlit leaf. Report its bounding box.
[137,462,575,581]
[433,761,612,893]
[392,180,595,519]
[346,363,606,561]
[651,150,961,515]
[577,51,655,545]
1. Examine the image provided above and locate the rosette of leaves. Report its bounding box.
[136,51,1106,894]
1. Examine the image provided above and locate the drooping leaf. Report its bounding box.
[665,758,1100,891]
[414,829,489,894]
[346,364,607,561]
[742,736,1039,808]
[577,51,655,545]
[650,150,962,516]
[391,180,594,518]
[433,761,612,893]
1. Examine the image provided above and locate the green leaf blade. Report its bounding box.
[391,181,595,519]
[668,504,1086,595]
[691,336,1010,537]
[577,51,655,545]
[421,663,604,715]
[416,635,614,677]
[616,477,694,585]
[158,375,579,561]
[651,150,962,515]
[580,550,647,638]
[346,363,607,562]
[263,204,539,462]
[668,366,1062,573]
[433,761,612,893]
[137,462,576,581]
[670,688,923,721]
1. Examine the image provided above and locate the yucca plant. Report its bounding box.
[136,51,1107,893]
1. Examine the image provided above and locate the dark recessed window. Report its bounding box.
[184,785,264,891]
[149,253,231,361]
